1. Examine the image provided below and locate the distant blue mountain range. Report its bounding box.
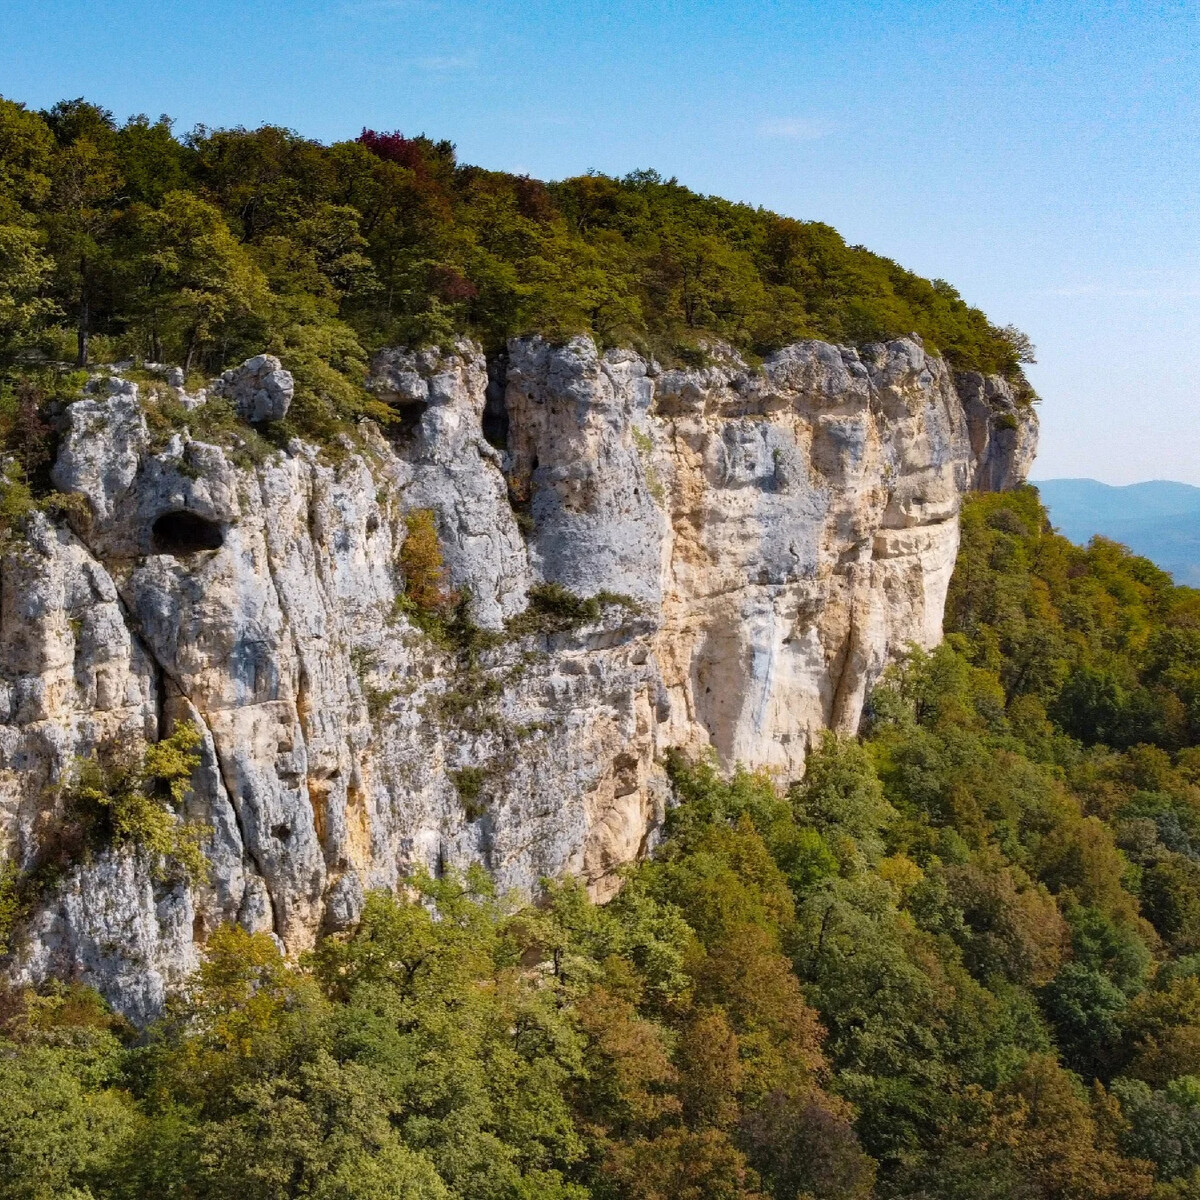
[1033,479,1200,587]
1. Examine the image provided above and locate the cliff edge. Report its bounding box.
[0,335,1036,1018]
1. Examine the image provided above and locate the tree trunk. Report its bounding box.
[184,332,198,375]
[75,283,89,368]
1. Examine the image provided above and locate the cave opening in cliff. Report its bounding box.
[388,399,429,444]
[483,354,509,449]
[151,511,225,556]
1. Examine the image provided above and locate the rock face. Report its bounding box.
[957,371,1039,491]
[0,338,1036,1020]
[211,354,294,423]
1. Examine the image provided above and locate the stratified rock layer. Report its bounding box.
[0,336,1036,1019]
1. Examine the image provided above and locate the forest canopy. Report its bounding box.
[4,491,1200,1199]
[0,93,1031,395]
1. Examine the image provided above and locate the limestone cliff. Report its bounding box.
[0,335,1036,1019]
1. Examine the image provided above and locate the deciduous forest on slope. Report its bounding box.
[0,94,1031,445]
[4,488,1200,1200]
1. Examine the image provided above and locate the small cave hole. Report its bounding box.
[388,399,429,444]
[482,404,509,451]
[151,511,224,556]
[272,823,292,842]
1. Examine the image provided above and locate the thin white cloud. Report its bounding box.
[1044,285,1200,299]
[756,117,833,141]
[416,53,475,71]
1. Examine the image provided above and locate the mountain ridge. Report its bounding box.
[1034,477,1200,586]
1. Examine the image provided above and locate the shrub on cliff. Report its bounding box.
[399,508,454,613]
[27,721,206,896]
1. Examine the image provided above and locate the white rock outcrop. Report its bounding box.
[0,338,1036,1019]
[211,353,294,423]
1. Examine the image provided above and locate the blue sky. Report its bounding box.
[2,0,1197,483]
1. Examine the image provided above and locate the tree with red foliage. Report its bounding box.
[357,129,456,181]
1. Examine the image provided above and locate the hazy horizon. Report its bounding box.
[1033,477,1200,586]
[1030,476,1200,486]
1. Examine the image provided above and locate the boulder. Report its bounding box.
[213,354,294,422]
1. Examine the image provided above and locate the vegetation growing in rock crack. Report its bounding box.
[0,721,206,955]
[449,766,489,821]
[505,582,642,638]
[395,507,461,645]
[53,720,207,881]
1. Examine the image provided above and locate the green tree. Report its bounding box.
[120,191,267,368]
[41,100,121,366]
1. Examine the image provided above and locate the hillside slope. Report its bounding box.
[1037,478,1200,585]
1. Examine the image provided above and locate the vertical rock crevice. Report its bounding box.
[0,339,1036,1017]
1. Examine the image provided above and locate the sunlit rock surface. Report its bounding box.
[0,338,1036,1019]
